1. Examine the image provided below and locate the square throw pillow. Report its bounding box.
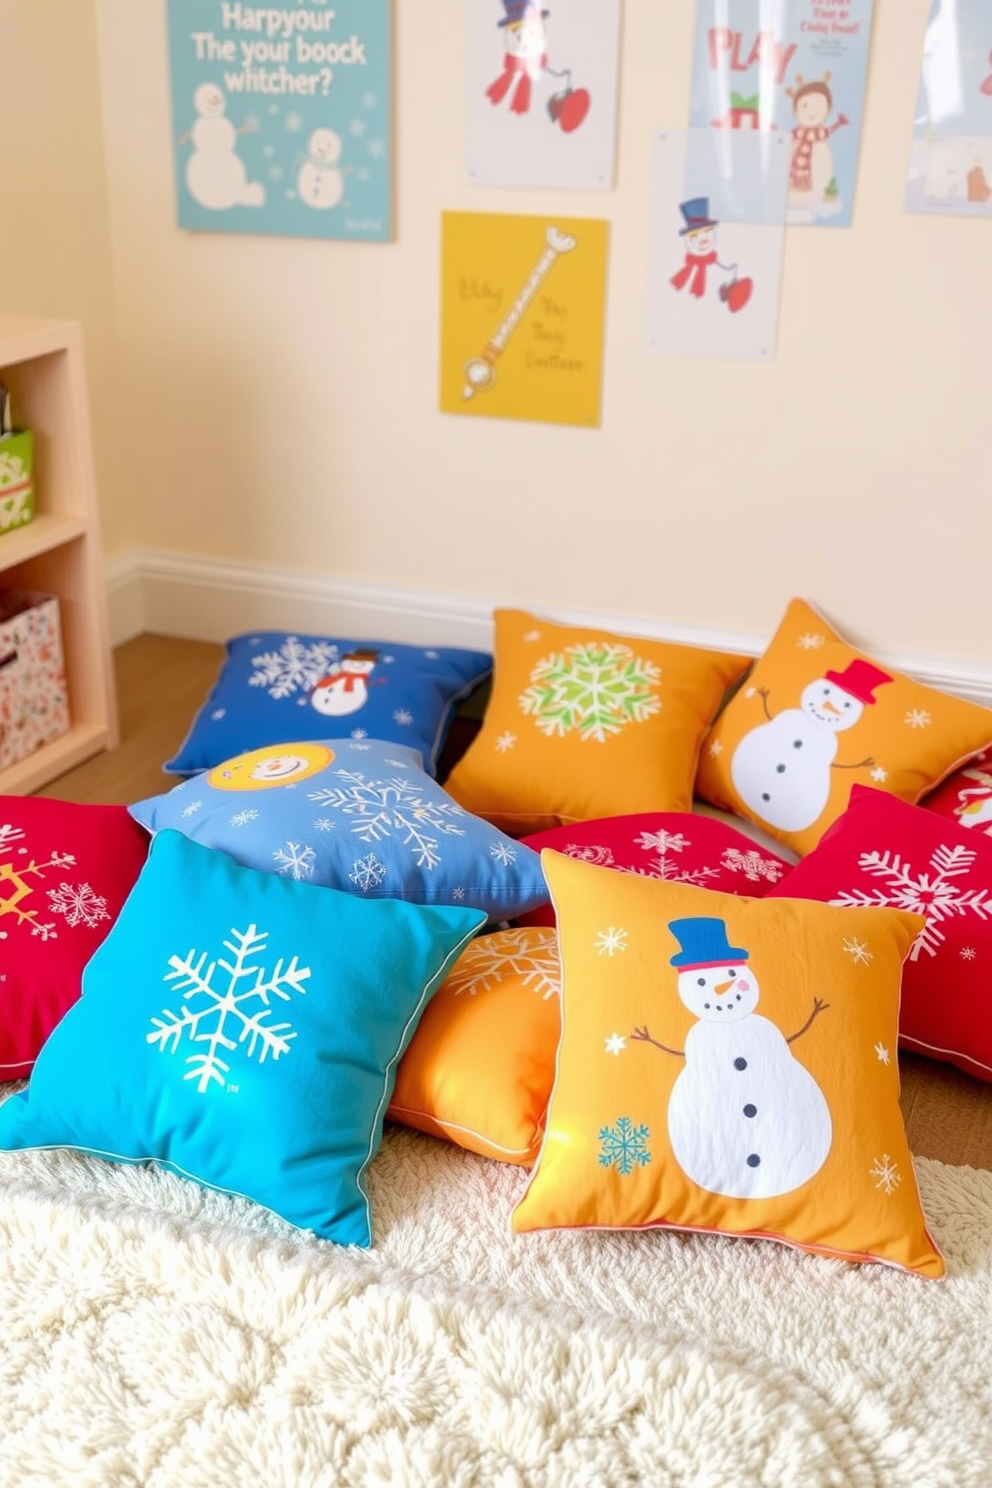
[767,786,992,1082]
[922,748,992,839]
[0,830,485,1246]
[443,608,749,836]
[129,738,549,924]
[695,598,992,859]
[388,925,561,1165]
[515,811,794,928]
[512,851,944,1277]
[0,797,150,1077]
[164,630,491,778]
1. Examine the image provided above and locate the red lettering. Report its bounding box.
[707,27,734,68]
[707,28,798,87]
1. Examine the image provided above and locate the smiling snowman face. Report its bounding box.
[506,16,547,61]
[308,128,342,165]
[194,83,227,118]
[677,965,760,1022]
[800,679,864,732]
[207,743,334,790]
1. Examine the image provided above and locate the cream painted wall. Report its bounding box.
[78,2,992,664]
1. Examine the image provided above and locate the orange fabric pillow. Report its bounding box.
[695,597,992,858]
[512,851,944,1277]
[388,926,560,1165]
[444,608,748,836]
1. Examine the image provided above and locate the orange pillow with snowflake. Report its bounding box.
[512,851,944,1277]
[444,609,748,836]
[387,925,561,1164]
[694,597,992,858]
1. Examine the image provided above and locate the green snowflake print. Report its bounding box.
[598,1116,652,1175]
[519,643,661,743]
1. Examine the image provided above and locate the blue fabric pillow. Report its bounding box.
[164,630,491,778]
[0,830,485,1246]
[129,738,549,924]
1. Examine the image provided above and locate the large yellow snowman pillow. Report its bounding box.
[512,851,944,1277]
[695,597,992,858]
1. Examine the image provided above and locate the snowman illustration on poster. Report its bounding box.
[632,916,832,1199]
[905,0,992,218]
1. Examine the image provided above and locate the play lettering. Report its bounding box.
[706,29,797,87]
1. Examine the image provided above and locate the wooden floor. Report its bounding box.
[38,633,992,1171]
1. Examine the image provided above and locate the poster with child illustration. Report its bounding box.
[905,0,992,218]
[166,0,391,241]
[688,0,876,228]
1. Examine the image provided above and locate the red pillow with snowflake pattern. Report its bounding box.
[0,797,150,1076]
[767,785,992,1081]
[921,748,992,839]
[514,812,794,929]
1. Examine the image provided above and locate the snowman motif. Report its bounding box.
[955,772,992,832]
[310,648,386,718]
[208,743,335,791]
[632,916,832,1200]
[730,659,893,835]
[297,129,346,210]
[785,73,848,217]
[182,83,265,210]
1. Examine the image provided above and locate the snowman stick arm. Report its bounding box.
[756,686,773,721]
[831,756,874,770]
[786,996,829,1044]
[630,1026,684,1058]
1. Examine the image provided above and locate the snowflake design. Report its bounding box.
[0,824,26,852]
[362,91,377,108]
[869,1153,902,1196]
[629,828,718,888]
[564,843,615,866]
[874,1042,891,1065]
[720,847,785,885]
[367,138,386,159]
[961,946,977,960]
[147,923,310,1094]
[351,728,368,740]
[314,818,335,832]
[495,732,517,753]
[349,853,388,892]
[595,926,628,957]
[393,709,414,726]
[182,801,203,819]
[270,166,283,181]
[307,770,465,871]
[519,643,661,744]
[445,928,560,1000]
[285,111,304,132]
[211,709,227,721]
[230,810,259,828]
[604,1033,627,1056]
[842,936,873,966]
[0,831,77,941]
[348,116,368,137]
[489,841,517,867]
[637,830,688,856]
[905,709,932,730]
[708,739,724,757]
[248,636,339,699]
[46,882,109,930]
[830,844,991,959]
[745,687,757,698]
[598,1117,651,1175]
[796,633,826,650]
[424,650,439,660]
[870,766,889,783]
[273,841,317,881]
[452,887,466,900]
[523,630,542,643]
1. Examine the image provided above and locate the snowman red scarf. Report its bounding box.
[486,53,548,115]
[671,249,718,299]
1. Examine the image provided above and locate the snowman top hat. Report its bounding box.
[498,0,550,25]
[668,916,749,970]
[342,647,380,662]
[678,197,719,235]
[822,658,893,705]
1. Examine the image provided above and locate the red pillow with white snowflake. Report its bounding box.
[921,748,992,839]
[515,812,794,929]
[0,797,150,1076]
[767,785,992,1081]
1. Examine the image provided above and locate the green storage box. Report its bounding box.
[0,430,34,535]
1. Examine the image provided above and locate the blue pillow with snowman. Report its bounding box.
[164,630,492,778]
[130,737,550,924]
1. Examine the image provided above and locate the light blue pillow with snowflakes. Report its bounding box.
[164,629,491,778]
[0,830,485,1246]
[128,738,549,924]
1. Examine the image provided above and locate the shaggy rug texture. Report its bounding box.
[0,1128,990,1487]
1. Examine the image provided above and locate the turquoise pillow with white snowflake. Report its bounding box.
[0,830,485,1246]
[164,629,491,778]
[128,738,549,924]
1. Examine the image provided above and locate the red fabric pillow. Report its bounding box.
[767,785,992,1081]
[516,812,794,928]
[0,797,149,1076]
[922,748,992,839]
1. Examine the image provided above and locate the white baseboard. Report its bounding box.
[104,547,992,710]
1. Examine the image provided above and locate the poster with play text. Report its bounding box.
[905,0,992,217]
[166,0,391,241]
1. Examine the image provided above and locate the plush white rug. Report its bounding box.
[0,1128,990,1488]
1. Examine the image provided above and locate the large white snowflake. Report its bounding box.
[47,882,110,930]
[249,636,339,699]
[830,844,991,959]
[148,923,310,1094]
[273,841,317,881]
[519,642,661,743]
[349,853,388,892]
[307,770,465,871]
[445,927,560,1000]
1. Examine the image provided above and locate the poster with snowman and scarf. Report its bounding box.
[905,0,992,218]
[166,0,391,241]
[688,0,877,228]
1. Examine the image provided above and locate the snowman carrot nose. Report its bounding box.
[714,979,735,996]
[821,698,840,714]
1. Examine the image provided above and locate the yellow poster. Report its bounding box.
[439,210,608,428]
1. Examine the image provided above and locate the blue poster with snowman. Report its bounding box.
[905,0,992,217]
[166,0,391,241]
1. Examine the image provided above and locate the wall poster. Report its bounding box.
[906,0,992,217]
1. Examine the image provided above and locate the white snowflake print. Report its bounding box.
[349,853,388,892]
[0,831,77,941]
[595,926,628,957]
[604,1033,627,1056]
[272,841,317,881]
[960,946,977,960]
[708,739,724,757]
[0,824,26,852]
[314,818,335,832]
[452,887,466,900]
[307,770,465,871]
[393,709,414,727]
[720,847,785,885]
[211,709,227,721]
[564,843,615,867]
[446,928,560,1000]
[230,809,259,828]
[831,844,991,959]
[495,732,517,753]
[745,687,757,699]
[489,841,517,868]
[874,1043,891,1065]
[423,650,439,660]
[869,1153,902,1196]
[249,636,339,699]
[905,709,932,730]
[351,728,368,740]
[362,91,377,109]
[182,801,203,819]
[842,936,873,966]
[523,630,542,643]
[46,882,110,930]
[519,643,661,744]
[285,111,304,132]
[869,766,889,783]
[348,117,368,137]
[636,830,688,856]
[147,923,310,1094]
[598,1116,651,1175]
[796,633,826,650]
[367,138,386,160]
[632,829,719,889]
[382,655,395,665]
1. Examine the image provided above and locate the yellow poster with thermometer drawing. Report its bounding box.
[440,211,608,428]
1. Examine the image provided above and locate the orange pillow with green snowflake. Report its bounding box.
[694,597,992,858]
[512,851,944,1277]
[444,609,748,836]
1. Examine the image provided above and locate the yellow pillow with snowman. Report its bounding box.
[512,851,944,1278]
[694,597,992,857]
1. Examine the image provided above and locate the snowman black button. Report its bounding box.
[733,1057,747,1071]
[776,763,786,773]
[746,1154,761,1168]
[743,1104,757,1118]
[794,739,803,749]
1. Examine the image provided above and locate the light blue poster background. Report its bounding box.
[167,0,391,241]
[905,0,992,218]
[688,0,876,228]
